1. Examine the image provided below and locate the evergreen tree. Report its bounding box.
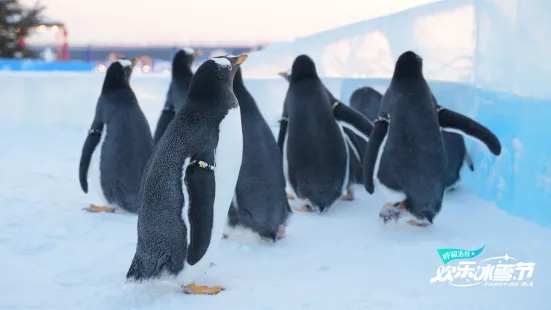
[0,0,44,58]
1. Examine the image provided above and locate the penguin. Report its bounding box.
[348,86,383,176]
[78,57,154,214]
[278,70,369,203]
[126,54,248,295]
[349,86,475,191]
[152,48,203,144]
[223,67,291,243]
[276,55,373,213]
[349,86,383,121]
[362,51,502,226]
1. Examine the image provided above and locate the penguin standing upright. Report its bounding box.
[277,70,369,202]
[78,58,154,213]
[224,67,291,243]
[153,48,202,144]
[349,86,383,121]
[277,55,373,213]
[363,51,502,226]
[126,54,248,295]
[349,86,475,192]
[348,86,383,173]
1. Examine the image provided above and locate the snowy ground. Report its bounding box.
[1,73,549,310]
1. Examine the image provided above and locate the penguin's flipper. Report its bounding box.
[153,105,175,144]
[183,284,225,295]
[78,122,103,193]
[362,114,389,194]
[436,106,501,156]
[277,117,288,153]
[464,151,475,171]
[332,101,374,143]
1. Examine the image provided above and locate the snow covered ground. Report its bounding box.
[1,73,549,310]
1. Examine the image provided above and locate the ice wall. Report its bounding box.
[242,0,551,227]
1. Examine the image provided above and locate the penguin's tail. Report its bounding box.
[126,255,152,282]
[464,152,474,171]
[403,196,443,225]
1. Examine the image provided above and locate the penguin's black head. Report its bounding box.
[393,51,423,79]
[189,54,248,96]
[102,58,140,92]
[194,54,247,85]
[290,55,318,82]
[172,48,202,76]
[277,70,291,82]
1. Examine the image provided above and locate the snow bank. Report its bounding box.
[241,0,551,227]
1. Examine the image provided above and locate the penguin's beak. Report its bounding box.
[131,57,141,67]
[230,54,248,66]
[193,50,203,59]
[278,72,287,78]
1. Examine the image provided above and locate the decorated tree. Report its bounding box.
[0,0,44,58]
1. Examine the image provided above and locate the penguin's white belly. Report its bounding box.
[337,124,350,195]
[343,132,361,163]
[88,128,108,205]
[374,134,407,202]
[282,129,296,196]
[177,107,244,285]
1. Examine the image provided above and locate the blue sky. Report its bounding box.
[21,0,437,45]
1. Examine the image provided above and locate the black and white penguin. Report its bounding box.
[126,54,248,295]
[277,70,369,202]
[348,86,383,177]
[349,86,383,121]
[277,55,373,213]
[152,48,202,144]
[363,51,502,226]
[78,58,154,213]
[223,67,291,243]
[349,86,475,192]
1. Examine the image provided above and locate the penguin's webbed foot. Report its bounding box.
[182,283,225,295]
[83,204,123,213]
[294,204,314,212]
[406,219,431,227]
[340,188,354,201]
[379,203,432,227]
[287,193,296,200]
[379,202,403,224]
